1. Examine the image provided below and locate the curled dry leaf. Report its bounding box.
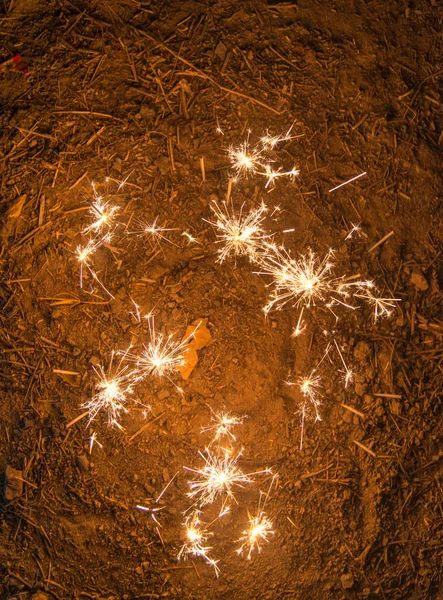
[176,318,211,380]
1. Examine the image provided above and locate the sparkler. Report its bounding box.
[185,448,271,516]
[344,221,363,241]
[202,411,245,445]
[204,200,271,263]
[227,127,299,187]
[83,182,120,235]
[333,339,353,387]
[75,238,115,298]
[262,165,300,189]
[286,345,331,449]
[260,246,337,315]
[259,245,384,323]
[237,511,274,560]
[354,287,401,322]
[129,216,179,248]
[182,231,199,245]
[128,317,202,392]
[236,476,277,560]
[178,511,220,575]
[82,349,143,429]
[260,127,296,151]
[228,138,264,180]
[134,323,186,378]
[76,238,101,287]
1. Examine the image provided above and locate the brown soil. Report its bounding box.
[0,1,442,599]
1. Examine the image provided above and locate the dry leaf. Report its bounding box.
[7,194,27,219]
[176,318,211,380]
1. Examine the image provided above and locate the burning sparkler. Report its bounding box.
[82,349,143,429]
[75,237,115,298]
[286,345,331,449]
[237,511,274,560]
[344,221,363,241]
[185,448,271,516]
[127,317,202,392]
[228,136,264,180]
[205,200,271,263]
[83,182,120,235]
[182,231,200,245]
[333,339,353,387]
[202,411,245,445]
[178,511,220,575]
[260,246,337,315]
[129,216,179,248]
[227,127,299,187]
[236,475,277,560]
[262,164,300,189]
[259,245,384,324]
[134,325,185,377]
[354,287,401,322]
[76,238,101,285]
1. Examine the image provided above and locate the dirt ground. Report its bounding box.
[0,0,442,598]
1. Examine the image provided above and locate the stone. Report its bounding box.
[76,455,90,473]
[341,573,354,589]
[4,466,23,501]
[411,271,429,291]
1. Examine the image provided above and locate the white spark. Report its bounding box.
[329,171,367,193]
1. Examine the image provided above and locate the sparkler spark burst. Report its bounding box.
[185,449,270,514]
[82,351,142,428]
[75,236,115,298]
[354,288,401,322]
[130,216,179,248]
[83,182,120,235]
[259,245,388,323]
[297,374,323,421]
[236,475,276,559]
[236,511,274,560]
[205,200,271,263]
[228,140,263,180]
[132,318,186,379]
[76,238,101,267]
[202,411,245,444]
[260,246,337,314]
[285,345,332,449]
[178,511,220,575]
[227,128,299,187]
[127,317,203,393]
